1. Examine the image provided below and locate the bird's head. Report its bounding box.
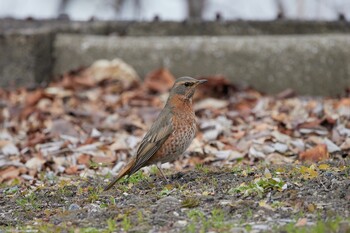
[169,76,207,101]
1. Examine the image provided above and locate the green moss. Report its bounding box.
[121,214,131,231]
[124,170,149,184]
[181,197,200,208]
[16,191,40,210]
[106,218,116,233]
[195,164,210,174]
[87,186,103,203]
[229,176,286,198]
[186,208,232,232]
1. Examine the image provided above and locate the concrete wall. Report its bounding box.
[1,20,350,95]
[2,20,350,35]
[0,29,53,88]
[54,34,350,96]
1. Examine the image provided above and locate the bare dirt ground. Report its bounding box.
[1,159,350,233]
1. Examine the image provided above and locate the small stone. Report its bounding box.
[174,220,187,227]
[21,174,34,180]
[230,227,247,233]
[68,203,81,211]
[83,204,100,213]
[152,196,181,226]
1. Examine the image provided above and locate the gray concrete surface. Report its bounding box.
[0,29,53,88]
[54,34,350,96]
[1,20,350,95]
[2,19,350,36]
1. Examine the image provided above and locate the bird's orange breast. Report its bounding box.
[147,96,197,165]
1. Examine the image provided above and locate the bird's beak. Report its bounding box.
[196,79,207,85]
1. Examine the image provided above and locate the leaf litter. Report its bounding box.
[0,58,350,232]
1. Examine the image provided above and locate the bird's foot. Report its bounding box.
[156,164,169,183]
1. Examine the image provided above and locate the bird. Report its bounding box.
[104,76,206,190]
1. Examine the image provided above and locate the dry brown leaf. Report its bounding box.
[0,166,20,181]
[92,155,117,164]
[299,144,329,162]
[65,166,78,175]
[144,68,175,93]
[77,154,91,165]
[26,89,45,106]
[60,72,96,90]
[276,88,296,99]
[85,58,140,89]
[194,98,228,111]
[295,218,307,227]
[50,119,80,138]
[195,75,235,99]
[298,119,323,129]
[25,157,46,170]
[1,60,350,184]
[335,98,350,109]
[266,153,294,164]
[27,133,48,147]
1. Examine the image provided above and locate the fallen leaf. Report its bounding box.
[318,164,330,170]
[65,166,78,175]
[144,68,175,93]
[50,119,80,138]
[307,203,315,212]
[340,138,350,150]
[0,141,19,155]
[0,166,20,181]
[25,157,46,170]
[299,166,318,179]
[299,144,329,162]
[213,150,243,160]
[77,154,91,165]
[323,138,340,153]
[266,153,294,164]
[276,88,296,99]
[335,98,350,109]
[26,89,45,106]
[91,155,117,164]
[195,75,235,99]
[295,218,307,227]
[264,168,272,178]
[84,58,140,89]
[194,98,228,111]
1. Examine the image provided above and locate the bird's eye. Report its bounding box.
[184,82,191,87]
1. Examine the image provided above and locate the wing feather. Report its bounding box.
[128,108,173,175]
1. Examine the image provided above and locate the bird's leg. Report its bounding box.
[156,163,169,183]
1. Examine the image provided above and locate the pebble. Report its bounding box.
[151,196,181,225]
[230,227,248,233]
[21,174,34,180]
[83,203,101,213]
[174,220,187,227]
[68,203,81,211]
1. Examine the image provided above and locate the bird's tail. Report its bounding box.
[103,158,135,191]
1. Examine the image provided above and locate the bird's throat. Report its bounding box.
[168,94,193,110]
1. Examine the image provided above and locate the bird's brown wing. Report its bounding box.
[128,108,174,175]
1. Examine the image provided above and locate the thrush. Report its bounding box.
[104,77,206,190]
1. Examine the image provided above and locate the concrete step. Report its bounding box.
[54,34,350,96]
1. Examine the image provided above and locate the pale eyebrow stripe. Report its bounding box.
[175,81,194,86]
